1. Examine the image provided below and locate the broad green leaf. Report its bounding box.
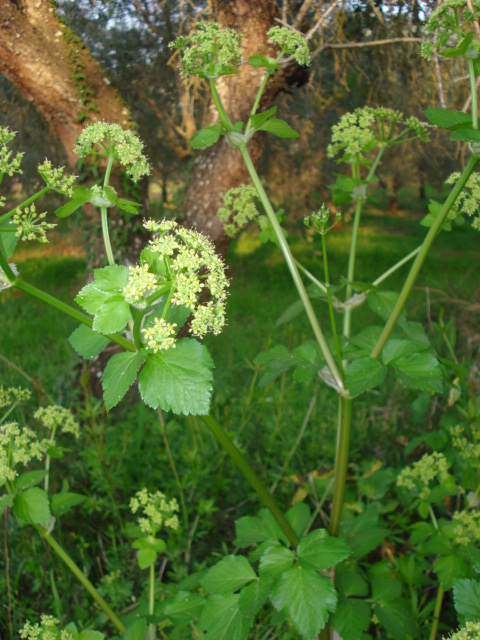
[14,470,46,491]
[135,547,157,569]
[393,352,443,393]
[367,290,403,322]
[248,54,282,70]
[199,594,253,640]
[440,32,474,58]
[270,565,337,640]
[249,107,277,129]
[13,487,50,524]
[75,283,113,314]
[331,599,371,640]
[190,124,223,149]
[0,221,19,258]
[138,339,214,415]
[122,619,147,640]
[78,632,104,640]
[382,338,418,365]
[201,555,256,594]
[101,350,145,411]
[0,494,14,515]
[286,502,311,538]
[375,599,417,640]
[50,491,85,516]
[347,527,389,559]
[132,537,167,553]
[345,357,387,397]
[371,577,402,602]
[178,569,208,591]
[434,554,468,589]
[297,529,351,570]
[453,578,480,620]
[69,325,110,359]
[402,321,431,349]
[258,544,295,578]
[336,571,369,598]
[103,186,141,214]
[350,326,383,352]
[163,591,204,626]
[93,265,130,291]
[257,118,299,138]
[238,578,270,617]
[234,509,286,548]
[93,296,131,334]
[424,108,472,130]
[451,127,480,142]
[55,194,90,218]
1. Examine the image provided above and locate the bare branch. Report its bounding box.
[305,0,341,41]
[293,0,314,29]
[313,36,422,58]
[432,50,446,108]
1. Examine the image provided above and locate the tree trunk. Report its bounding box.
[183,0,281,255]
[0,0,127,166]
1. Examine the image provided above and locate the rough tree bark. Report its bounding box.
[0,0,128,165]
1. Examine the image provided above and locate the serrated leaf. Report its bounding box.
[13,487,50,524]
[374,599,417,640]
[434,554,468,590]
[199,594,253,640]
[239,579,270,617]
[69,325,110,359]
[101,350,145,411]
[257,118,299,138]
[350,326,383,352]
[163,591,204,626]
[14,470,46,491]
[93,296,131,334]
[270,565,337,640]
[0,494,14,515]
[93,265,130,291]
[393,352,443,393]
[286,502,311,538]
[297,529,351,570]
[382,338,418,365]
[345,357,387,397]
[336,571,369,598]
[78,631,104,640]
[234,509,286,548]
[50,492,85,516]
[136,547,157,569]
[122,619,147,640]
[75,283,113,314]
[371,577,402,602]
[331,598,371,640]
[451,127,480,142]
[424,108,472,130]
[367,290,403,322]
[138,339,213,415]
[249,107,277,129]
[0,221,19,258]
[201,555,256,594]
[190,124,223,149]
[453,578,480,620]
[248,54,282,70]
[259,544,295,578]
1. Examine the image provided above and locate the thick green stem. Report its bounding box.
[343,192,363,339]
[322,234,343,373]
[148,562,156,640]
[373,246,421,287]
[239,145,344,393]
[429,585,444,640]
[201,415,299,548]
[468,58,478,130]
[34,525,125,633]
[371,154,480,359]
[328,396,353,537]
[209,79,234,130]
[295,260,327,294]
[12,279,136,352]
[101,156,116,266]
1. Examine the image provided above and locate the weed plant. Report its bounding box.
[2,5,480,640]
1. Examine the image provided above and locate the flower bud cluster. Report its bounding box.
[0,421,45,485]
[74,122,151,182]
[13,204,56,244]
[217,184,259,237]
[34,405,80,439]
[396,452,449,500]
[452,509,480,545]
[142,317,177,353]
[0,126,24,177]
[445,171,480,230]
[267,26,311,66]
[443,621,480,640]
[421,0,480,61]
[20,616,74,640]
[451,424,480,460]
[169,21,242,78]
[37,159,77,197]
[130,488,180,535]
[304,204,341,235]
[0,385,31,409]
[123,263,159,307]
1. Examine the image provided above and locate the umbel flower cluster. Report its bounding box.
[443,621,480,640]
[20,616,75,640]
[217,184,259,237]
[396,451,450,501]
[130,488,180,535]
[124,219,228,352]
[0,126,24,177]
[327,107,429,160]
[267,26,311,66]
[445,171,480,230]
[422,0,480,61]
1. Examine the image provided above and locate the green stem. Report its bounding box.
[201,414,299,548]
[328,396,353,536]
[0,187,50,225]
[343,161,363,340]
[372,246,421,287]
[0,250,16,281]
[34,525,125,633]
[239,145,344,393]
[148,562,156,640]
[370,154,480,359]
[468,59,478,130]
[209,78,234,130]
[13,279,136,352]
[429,585,444,640]
[295,260,327,294]
[101,156,115,265]
[322,234,343,373]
